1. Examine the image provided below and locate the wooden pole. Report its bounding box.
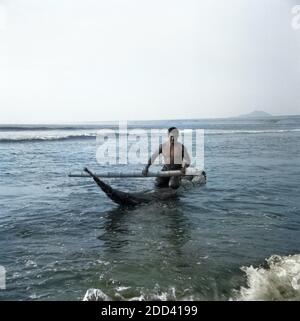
[68,169,202,178]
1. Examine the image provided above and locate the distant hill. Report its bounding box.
[239,110,272,118]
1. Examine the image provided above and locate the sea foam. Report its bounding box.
[232,254,300,301]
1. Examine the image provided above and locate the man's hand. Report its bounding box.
[180,166,186,175]
[142,166,149,176]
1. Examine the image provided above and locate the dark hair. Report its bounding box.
[168,127,178,134]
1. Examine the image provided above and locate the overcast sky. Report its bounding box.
[0,0,300,123]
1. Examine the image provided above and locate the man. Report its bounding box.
[142,127,191,189]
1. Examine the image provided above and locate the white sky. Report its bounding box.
[0,0,300,123]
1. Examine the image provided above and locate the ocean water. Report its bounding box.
[0,116,300,301]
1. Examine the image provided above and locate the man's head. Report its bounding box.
[168,127,179,142]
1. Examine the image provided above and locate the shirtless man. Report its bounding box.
[142,127,191,189]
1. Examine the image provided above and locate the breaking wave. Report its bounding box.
[83,254,300,301]
[83,289,111,301]
[0,133,97,143]
[232,254,300,301]
[207,129,300,135]
[0,128,299,143]
[0,125,82,131]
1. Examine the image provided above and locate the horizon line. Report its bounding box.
[1,113,300,125]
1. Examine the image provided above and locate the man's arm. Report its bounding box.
[142,145,162,176]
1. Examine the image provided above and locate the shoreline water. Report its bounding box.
[0,117,300,300]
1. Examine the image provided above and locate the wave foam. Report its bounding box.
[83,285,183,301]
[83,255,300,301]
[0,128,299,143]
[0,133,96,143]
[83,288,111,301]
[232,254,300,301]
[207,129,300,135]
